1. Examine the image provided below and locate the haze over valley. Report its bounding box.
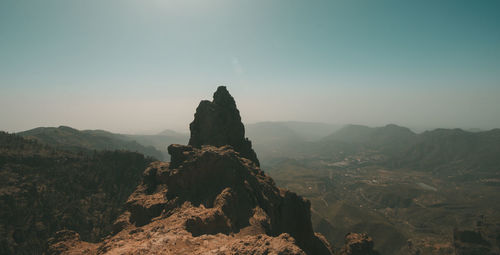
[1,1,500,255]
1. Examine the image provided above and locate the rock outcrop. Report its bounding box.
[189,86,260,166]
[340,233,380,255]
[49,87,333,254]
[50,145,332,254]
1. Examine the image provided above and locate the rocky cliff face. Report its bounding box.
[50,144,333,254]
[189,86,260,166]
[48,87,384,255]
[49,87,334,254]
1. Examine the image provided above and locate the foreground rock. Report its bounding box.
[189,86,260,166]
[340,233,380,255]
[50,145,333,254]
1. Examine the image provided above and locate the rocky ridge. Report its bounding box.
[50,144,332,254]
[48,86,380,255]
[49,87,334,254]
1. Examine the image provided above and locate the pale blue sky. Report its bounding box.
[1,0,499,133]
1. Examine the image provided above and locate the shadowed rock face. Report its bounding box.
[189,86,260,166]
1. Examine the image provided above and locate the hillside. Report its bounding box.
[247,121,339,142]
[123,130,189,160]
[17,126,164,160]
[310,125,500,173]
[263,124,500,254]
[0,131,152,254]
[245,122,306,161]
[394,128,500,173]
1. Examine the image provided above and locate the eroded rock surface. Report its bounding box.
[189,86,260,166]
[48,87,335,254]
[50,145,333,254]
[340,233,380,255]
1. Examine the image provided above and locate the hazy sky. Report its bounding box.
[1,0,499,133]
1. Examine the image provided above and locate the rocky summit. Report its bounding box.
[189,86,260,166]
[49,87,334,254]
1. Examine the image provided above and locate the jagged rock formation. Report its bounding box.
[18,126,164,160]
[49,87,333,254]
[50,145,333,254]
[340,233,380,255]
[189,86,260,166]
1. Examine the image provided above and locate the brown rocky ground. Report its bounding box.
[48,86,381,255]
[49,145,333,254]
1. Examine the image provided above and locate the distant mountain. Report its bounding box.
[321,124,417,155]
[316,124,500,173]
[156,129,187,137]
[17,122,341,164]
[17,126,164,160]
[123,132,189,160]
[245,121,340,162]
[247,121,340,142]
[246,122,304,159]
[395,128,500,173]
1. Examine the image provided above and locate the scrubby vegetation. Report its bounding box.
[0,132,153,254]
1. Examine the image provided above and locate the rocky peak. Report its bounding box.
[189,86,260,166]
[50,144,333,254]
[49,87,333,254]
[213,86,237,108]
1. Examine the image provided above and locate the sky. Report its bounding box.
[1,0,499,134]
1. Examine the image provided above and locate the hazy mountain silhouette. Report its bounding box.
[306,124,500,172]
[18,126,164,160]
[395,128,500,172]
[123,131,189,160]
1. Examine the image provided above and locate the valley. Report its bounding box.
[262,133,500,255]
[3,121,500,254]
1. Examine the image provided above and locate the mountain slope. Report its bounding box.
[123,131,189,161]
[18,126,164,160]
[314,124,500,172]
[322,124,417,155]
[0,131,152,254]
[395,128,500,173]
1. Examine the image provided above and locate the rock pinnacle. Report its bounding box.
[188,86,260,166]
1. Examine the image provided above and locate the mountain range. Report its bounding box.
[16,122,500,174]
[3,89,500,254]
